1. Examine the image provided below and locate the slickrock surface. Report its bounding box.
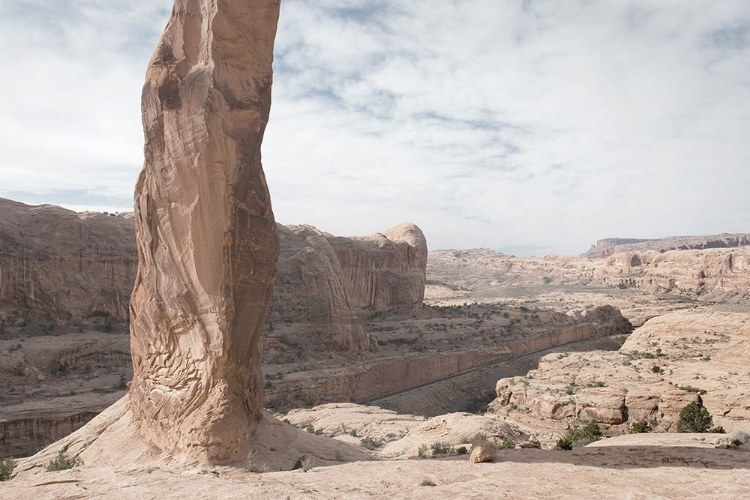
[3,433,749,499]
[128,0,282,462]
[281,403,528,459]
[489,310,750,445]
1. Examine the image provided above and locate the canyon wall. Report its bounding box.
[0,198,426,354]
[0,198,136,321]
[265,309,631,410]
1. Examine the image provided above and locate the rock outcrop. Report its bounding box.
[266,223,426,355]
[490,310,750,437]
[0,198,136,321]
[329,223,428,311]
[127,0,281,462]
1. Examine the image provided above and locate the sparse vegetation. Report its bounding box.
[471,432,488,443]
[630,420,652,433]
[245,451,268,473]
[430,442,451,456]
[556,421,603,450]
[455,446,468,455]
[651,365,664,374]
[731,431,750,446]
[417,443,430,458]
[0,457,16,481]
[292,455,312,472]
[360,437,381,450]
[46,450,83,471]
[677,385,707,395]
[677,398,713,433]
[420,478,437,487]
[498,437,516,450]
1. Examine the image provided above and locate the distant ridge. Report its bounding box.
[584,233,750,258]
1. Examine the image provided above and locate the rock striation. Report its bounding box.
[0,198,136,321]
[0,197,425,355]
[266,223,426,355]
[128,0,281,462]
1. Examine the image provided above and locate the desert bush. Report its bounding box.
[651,365,664,374]
[678,385,707,395]
[556,421,602,450]
[245,451,268,473]
[360,437,381,450]
[420,479,436,487]
[0,458,16,481]
[292,455,312,472]
[709,426,726,434]
[417,443,430,458]
[46,450,83,471]
[455,446,468,455]
[471,433,487,443]
[430,442,451,456]
[498,437,516,450]
[630,420,652,434]
[731,431,750,446]
[677,398,713,433]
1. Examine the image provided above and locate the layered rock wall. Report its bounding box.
[0,198,136,321]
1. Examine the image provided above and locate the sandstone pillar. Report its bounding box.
[129,0,281,462]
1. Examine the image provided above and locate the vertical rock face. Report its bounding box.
[329,223,428,311]
[129,0,281,462]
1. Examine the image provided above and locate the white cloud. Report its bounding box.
[1,0,749,255]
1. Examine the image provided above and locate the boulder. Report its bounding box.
[470,440,497,463]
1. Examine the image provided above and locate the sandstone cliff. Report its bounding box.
[0,198,426,355]
[0,198,136,321]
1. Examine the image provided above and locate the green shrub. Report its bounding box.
[360,437,381,450]
[471,432,487,443]
[292,455,312,472]
[430,442,451,456]
[498,437,516,450]
[630,420,652,434]
[0,457,16,481]
[46,450,83,471]
[556,421,602,450]
[417,443,430,458]
[245,451,268,473]
[677,398,713,433]
[709,426,726,434]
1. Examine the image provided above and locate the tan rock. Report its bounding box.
[469,440,497,463]
[127,0,281,462]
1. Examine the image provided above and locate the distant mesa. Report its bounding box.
[585,234,750,258]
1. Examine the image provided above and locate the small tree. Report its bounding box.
[677,397,713,433]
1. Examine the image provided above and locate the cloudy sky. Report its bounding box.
[1,1,748,255]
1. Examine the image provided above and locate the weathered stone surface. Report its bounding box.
[0,198,136,321]
[0,198,425,355]
[329,223,427,311]
[128,0,281,462]
[469,440,497,463]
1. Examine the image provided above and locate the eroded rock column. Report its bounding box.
[129,0,281,462]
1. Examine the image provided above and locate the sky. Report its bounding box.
[0,1,748,256]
